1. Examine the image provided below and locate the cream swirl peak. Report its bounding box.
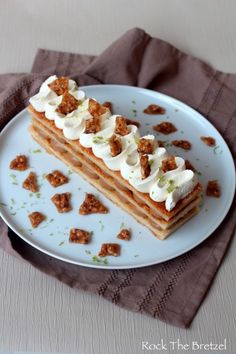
[29,76,198,211]
[29,75,81,112]
[120,138,169,193]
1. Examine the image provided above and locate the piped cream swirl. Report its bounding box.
[150,167,197,211]
[29,76,198,211]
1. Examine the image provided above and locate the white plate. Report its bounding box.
[0,85,235,269]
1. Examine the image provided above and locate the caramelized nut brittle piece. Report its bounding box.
[79,193,108,215]
[153,121,177,134]
[161,156,177,173]
[51,192,72,213]
[143,104,165,115]
[48,77,69,96]
[56,91,79,115]
[69,228,91,244]
[125,118,140,128]
[22,172,38,192]
[88,98,107,118]
[109,134,122,157]
[10,155,28,171]
[201,136,216,147]
[157,140,165,147]
[28,211,45,228]
[185,160,196,172]
[117,229,131,241]
[137,138,154,154]
[102,101,113,113]
[172,140,192,150]
[84,116,101,134]
[46,170,68,187]
[98,243,120,257]
[115,116,129,136]
[206,180,221,197]
[140,154,151,179]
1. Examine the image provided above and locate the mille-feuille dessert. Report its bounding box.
[28,76,202,240]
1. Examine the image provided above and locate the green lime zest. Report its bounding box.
[32,149,42,154]
[148,159,154,167]
[167,179,176,193]
[92,255,108,265]
[98,220,105,231]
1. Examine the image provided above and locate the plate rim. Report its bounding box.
[0,84,235,269]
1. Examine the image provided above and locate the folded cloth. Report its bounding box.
[0,28,235,328]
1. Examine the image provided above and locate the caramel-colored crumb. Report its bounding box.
[125,118,140,128]
[185,160,196,172]
[115,116,129,136]
[79,193,109,215]
[137,138,154,154]
[153,122,177,134]
[88,98,107,118]
[48,77,69,96]
[206,180,221,198]
[102,101,113,113]
[157,140,165,147]
[109,134,122,157]
[22,172,38,192]
[161,157,177,173]
[28,211,45,228]
[69,228,91,244]
[143,104,166,115]
[84,116,101,134]
[172,140,192,150]
[98,243,120,257]
[117,229,131,241]
[140,155,151,179]
[51,192,72,213]
[10,155,28,171]
[46,170,68,187]
[200,136,216,147]
[56,91,80,115]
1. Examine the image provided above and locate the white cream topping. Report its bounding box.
[29,76,198,211]
[79,111,113,148]
[29,76,58,112]
[150,169,197,211]
[29,75,81,113]
[120,139,169,193]
[91,122,140,171]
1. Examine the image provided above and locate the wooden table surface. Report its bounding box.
[0,1,235,353]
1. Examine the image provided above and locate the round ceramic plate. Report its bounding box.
[0,85,235,269]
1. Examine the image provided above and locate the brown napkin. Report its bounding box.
[0,28,235,328]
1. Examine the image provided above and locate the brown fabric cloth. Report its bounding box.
[0,28,235,328]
